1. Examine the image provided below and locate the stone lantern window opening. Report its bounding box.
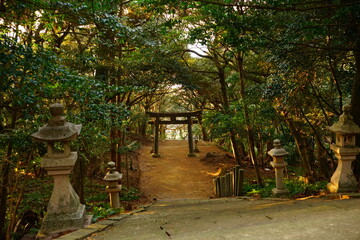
[46,141,71,158]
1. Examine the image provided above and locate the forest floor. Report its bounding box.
[136,139,273,201]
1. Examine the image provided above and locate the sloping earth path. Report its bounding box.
[138,140,228,200]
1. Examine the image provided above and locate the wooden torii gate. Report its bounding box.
[146,110,202,158]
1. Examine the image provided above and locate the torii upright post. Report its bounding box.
[146,110,202,157]
[152,117,160,158]
[187,116,195,157]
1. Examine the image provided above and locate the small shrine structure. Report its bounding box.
[32,103,85,238]
[146,110,202,157]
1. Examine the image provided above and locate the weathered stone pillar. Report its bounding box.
[268,139,289,197]
[32,103,85,239]
[187,117,195,157]
[327,104,360,193]
[152,117,160,158]
[103,161,122,208]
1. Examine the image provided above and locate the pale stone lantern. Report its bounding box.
[194,138,200,153]
[103,161,123,208]
[327,104,360,193]
[268,139,289,197]
[32,103,85,238]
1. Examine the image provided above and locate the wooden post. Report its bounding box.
[216,178,221,197]
[225,173,232,197]
[224,174,229,197]
[234,165,240,196]
[187,117,195,157]
[220,176,226,197]
[230,171,234,196]
[236,169,244,196]
[152,117,160,158]
[213,179,217,197]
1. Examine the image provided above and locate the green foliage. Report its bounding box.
[121,187,141,202]
[88,203,124,222]
[84,182,140,222]
[243,178,328,198]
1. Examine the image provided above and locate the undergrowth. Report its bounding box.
[243,178,328,198]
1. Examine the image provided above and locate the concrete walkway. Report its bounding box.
[60,195,360,240]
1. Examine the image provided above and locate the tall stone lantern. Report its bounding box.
[268,139,290,197]
[32,103,85,238]
[327,104,360,193]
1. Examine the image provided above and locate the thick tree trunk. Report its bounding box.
[351,44,360,180]
[0,111,16,239]
[95,25,117,164]
[285,118,313,181]
[229,130,242,165]
[198,115,209,141]
[316,137,331,180]
[0,148,11,239]
[237,53,263,186]
[71,155,86,204]
[217,66,242,166]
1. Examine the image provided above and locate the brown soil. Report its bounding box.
[138,140,236,200]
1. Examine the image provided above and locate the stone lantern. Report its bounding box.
[103,161,123,208]
[268,139,289,197]
[32,103,85,238]
[194,137,200,153]
[327,104,360,193]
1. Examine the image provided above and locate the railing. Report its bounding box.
[213,165,244,197]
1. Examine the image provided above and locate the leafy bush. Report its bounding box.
[243,178,328,198]
[121,187,141,201]
[88,202,123,222]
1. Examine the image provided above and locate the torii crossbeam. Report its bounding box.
[146,110,202,157]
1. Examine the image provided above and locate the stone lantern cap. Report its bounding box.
[32,103,81,142]
[268,139,288,157]
[328,104,360,135]
[103,162,123,182]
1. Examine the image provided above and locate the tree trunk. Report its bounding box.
[316,137,331,180]
[0,110,16,239]
[198,115,209,141]
[351,42,360,180]
[0,147,11,239]
[217,65,242,166]
[285,118,313,181]
[237,52,263,186]
[230,130,242,165]
[71,154,86,204]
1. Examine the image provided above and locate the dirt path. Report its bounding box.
[139,140,232,200]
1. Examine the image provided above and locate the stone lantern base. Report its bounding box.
[272,188,290,198]
[37,204,86,238]
[327,147,359,193]
[327,166,358,193]
[36,152,86,239]
[327,182,358,193]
